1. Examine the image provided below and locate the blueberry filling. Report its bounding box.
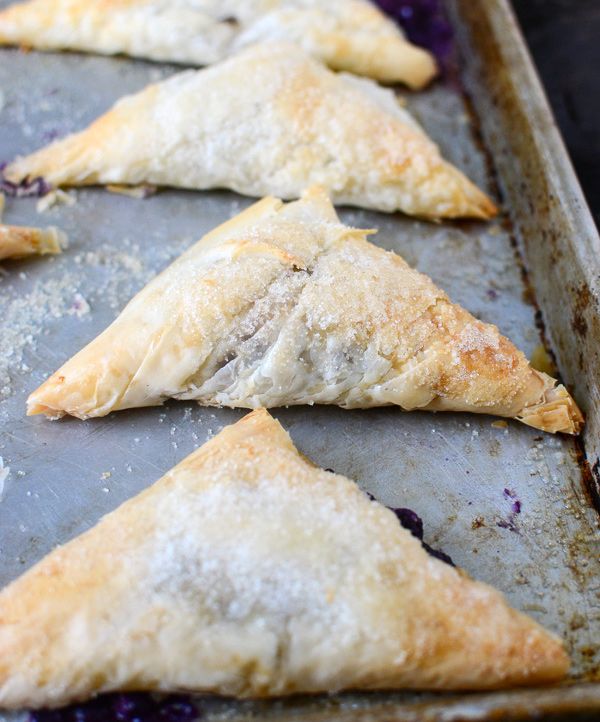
[392,506,454,566]
[391,506,423,540]
[365,492,454,566]
[29,693,198,722]
[0,163,51,197]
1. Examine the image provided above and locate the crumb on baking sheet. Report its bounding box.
[106,184,157,199]
[36,188,76,213]
[471,515,485,529]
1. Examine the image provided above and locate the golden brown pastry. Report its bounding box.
[0,194,65,260]
[0,0,436,88]
[27,188,581,433]
[4,43,495,219]
[0,224,64,260]
[0,410,569,709]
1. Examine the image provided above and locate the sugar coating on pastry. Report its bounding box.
[26,187,581,433]
[0,410,569,709]
[0,0,437,87]
[5,43,495,219]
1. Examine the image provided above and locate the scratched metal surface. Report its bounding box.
[0,1,599,720]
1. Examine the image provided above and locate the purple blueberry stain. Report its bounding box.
[41,129,60,143]
[29,693,200,722]
[503,488,522,515]
[421,541,455,566]
[158,697,197,722]
[496,488,522,533]
[496,517,518,533]
[366,494,454,566]
[391,507,424,540]
[29,712,64,722]
[113,692,155,721]
[0,165,52,197]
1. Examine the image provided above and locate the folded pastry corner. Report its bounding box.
[517,381,584,435]
[0,409,569,709]
[340,23,437,88]
[0,223,65,261]
[0,0,437,88]
[26,188,580,433]
[5,43,492,219]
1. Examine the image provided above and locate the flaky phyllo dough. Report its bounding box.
[0,410,569,708]
[4,43,495,219]
[0,0,436,87]
[0,225,64,261]
[0,194,65,261]
[27,188,582,433]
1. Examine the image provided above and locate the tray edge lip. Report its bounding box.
[445,0,600,706]
[450,0,600,471]
[0,0,599,716]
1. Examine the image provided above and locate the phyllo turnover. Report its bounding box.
[27,188,582,433]
[0,410,569,709]
[4,43,495,220]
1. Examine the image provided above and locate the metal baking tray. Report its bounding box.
[0,0,598,719]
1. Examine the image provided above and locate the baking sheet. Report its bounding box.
[0,0,599,719]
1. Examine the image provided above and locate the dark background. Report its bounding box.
[511,0,600,226]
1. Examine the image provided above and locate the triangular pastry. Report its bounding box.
[0,195,65,260]
[27,188,582,433]
[0,0,437,88]
[0,410,569,709]
[4,43,495,219]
